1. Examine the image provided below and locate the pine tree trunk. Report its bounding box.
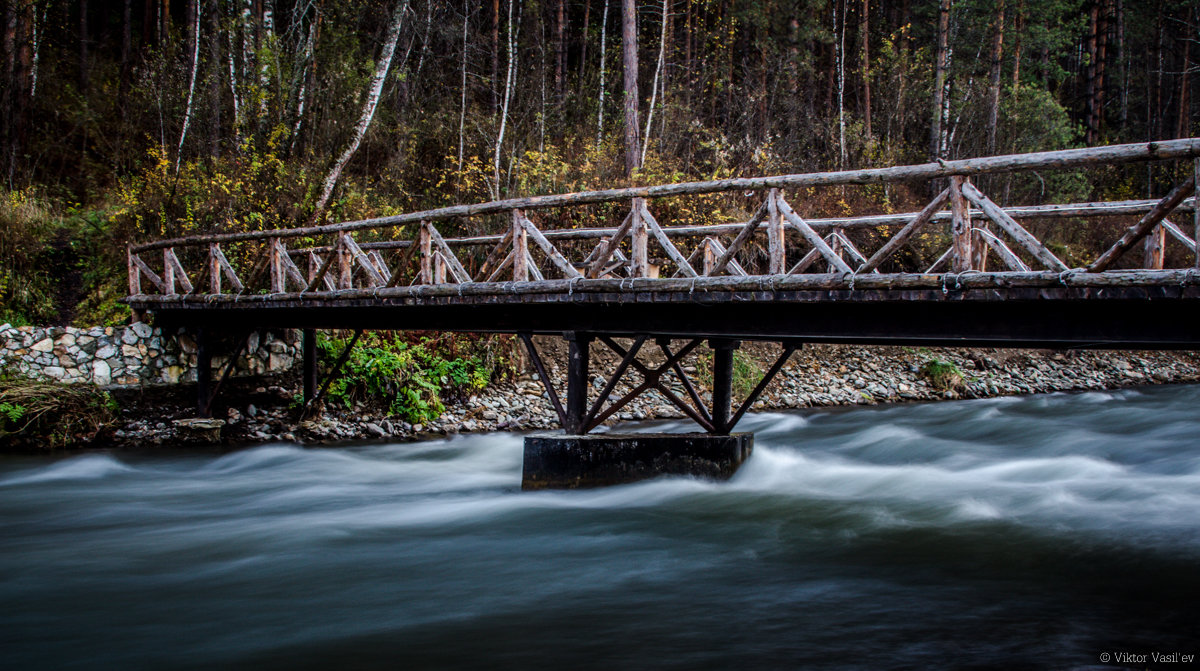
[1177,6,1193,139]
[208,0,221,156]
[860,0,871,139]
[555,0,565,104]
[986,0,1005,153]
[621,0,641,176]
[312,0,409,219]
[931,0,949,160]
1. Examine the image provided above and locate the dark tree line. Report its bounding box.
[0,0,1196,218]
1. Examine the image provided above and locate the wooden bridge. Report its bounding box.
[125,139,1200,437]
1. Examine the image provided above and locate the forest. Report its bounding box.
[0,0,1196,326]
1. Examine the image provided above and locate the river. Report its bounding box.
[2,385,1198,670]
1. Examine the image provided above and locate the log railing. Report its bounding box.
[127,139,1200,301]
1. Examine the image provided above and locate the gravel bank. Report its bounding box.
[108,345,1200,447]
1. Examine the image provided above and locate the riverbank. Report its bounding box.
[103,344,1200,448]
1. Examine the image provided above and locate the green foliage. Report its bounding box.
[317,332,499,424]
[697,349,764,400]
[0,378,118,450]
[920,359,966,392]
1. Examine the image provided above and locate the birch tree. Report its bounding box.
[312,0,410,219]
[641,0,668,165]
[596,0,609,146]
[493,0,518,198]
[175,0,202,172]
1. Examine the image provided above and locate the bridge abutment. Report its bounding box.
[517,333,795,488]
[522,432,753,490]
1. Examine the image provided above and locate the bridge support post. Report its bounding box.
[302,329,318,405]
[564,332,592,435]
[196,327,212,418]
[710,339,740,434]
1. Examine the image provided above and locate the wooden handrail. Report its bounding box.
[131,139,1200,252]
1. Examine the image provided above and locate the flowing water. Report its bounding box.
[2,386,1199,670]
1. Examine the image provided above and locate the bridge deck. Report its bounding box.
[132,270,1200,347]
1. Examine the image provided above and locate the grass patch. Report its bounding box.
[0,378,118,450]
[920,359,966,391]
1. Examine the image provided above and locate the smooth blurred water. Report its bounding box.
[2,386,1199,670]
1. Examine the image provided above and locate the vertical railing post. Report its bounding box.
[1194,157,1199,270]
[703,239,718,275]
[630,197,648,277]
[827,226,844,273]
[767,188,785,274]
[127,243,140,295]
[1143,223,1166,269]
[269,239,285,293]
[512,210,529,281]
[949,175,972,273]
[710,339,739,435]
[163,248,177,295]
[418,222,433,284]
[971,222,989,271]
[337,233,353,289]
[564,332,592,434]
[209,243,222,294]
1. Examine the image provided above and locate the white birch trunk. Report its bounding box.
[312,0,410,218]
[641,0,668,165]
[596,0,609,146]
[493,0,518,198]
[458,0,469,171]
[175,0,203,173]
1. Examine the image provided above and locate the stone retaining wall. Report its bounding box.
[0,323,299,387]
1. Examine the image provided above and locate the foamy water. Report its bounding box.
[2,385,1198,669]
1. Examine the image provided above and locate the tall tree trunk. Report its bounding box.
[835,0,846,168]
[1177,6,1193,139]
[597,0,609,146]
[641,0,667,164]
[176,0,202,172]
[1011,0,1023,89]
[79,0,89,92]
[1117,0,1127,128]
[458,0,469,172]
[621,0,640,175]
[312,0,409,219]
[578,0,589,81]
[1084,1,1098,144]
[493,0,517,197]
[208,0,221,157]
[624,0,643,176]
[554,0,565,104]
[931,0,949,160]
[986,0,1005,153]
[859,0,871,139]
[1092,0,1110,142]
[491,0,499,112]
[119,0,132,98]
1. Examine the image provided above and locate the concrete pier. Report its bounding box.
[522,432,753,490]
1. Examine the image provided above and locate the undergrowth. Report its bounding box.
[920,359,967,391]
[317,332,515,424]
[0,377,118,450]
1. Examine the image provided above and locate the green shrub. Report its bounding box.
[696,349,764,400]
[0,379,118,450]
[317,333,497,424]
[920,359,966,391]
